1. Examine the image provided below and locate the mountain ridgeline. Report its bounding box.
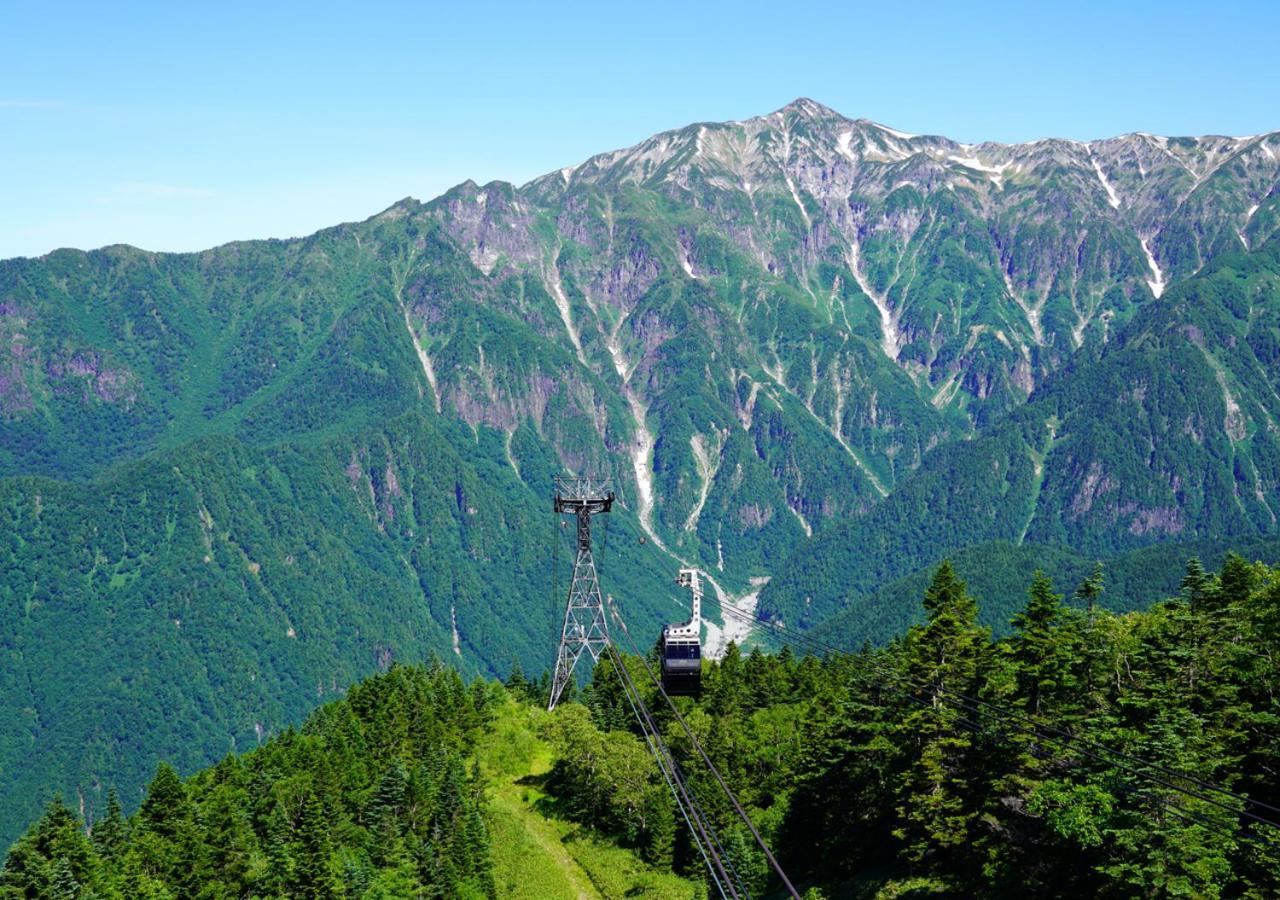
[2,98,1279,845]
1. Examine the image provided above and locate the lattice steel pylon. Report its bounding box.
[548,475,615,710]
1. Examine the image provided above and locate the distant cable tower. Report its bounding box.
[548,475,615,710]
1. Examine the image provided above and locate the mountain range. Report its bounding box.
[2,97,1278,844]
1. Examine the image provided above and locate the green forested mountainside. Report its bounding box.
[760,238,1280,626]
[807,536,1280,650]
[3,100,1280,851]
[8,553,1280,898]
[1,665,498,899]
[0,406,693,849]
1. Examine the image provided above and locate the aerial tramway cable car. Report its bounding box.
[661,568,703,696]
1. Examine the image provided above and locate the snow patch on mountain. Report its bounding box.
[878,124,919,141]
[1141,237,1167,298]
[948,154,1012,185]
[837,130,856,162]
[1091,157,1122,208]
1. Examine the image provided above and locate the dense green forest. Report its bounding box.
[7,550,1279,898]
[1,665,497,899]
[808,536,1280,649]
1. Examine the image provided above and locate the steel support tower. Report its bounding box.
[548,475,614,710]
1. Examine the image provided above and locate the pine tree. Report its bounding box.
[365,836,425,899]
[1070,562,1106,708]
[92,789,127,863]
[504,657,529,701]
[1180,557,1212,611]
[48,857,79,900]
[263,804,293,896]
[894,561,988,879]
[1010,571,1070,716]
[367,762,409,866]
[292,792,340,899]
[140,763,188,840]
[1216,552,1255,613]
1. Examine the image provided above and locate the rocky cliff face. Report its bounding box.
[392,98,1280,578]
[3,99,1277,584]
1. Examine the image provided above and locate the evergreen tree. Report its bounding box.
[139,763,188,840]
[1010,571,1070,716]
[894,561,987,879]
[504,657,529,701]
[48,857,79,900]
[1070,562,1106,709]
[292,792,340,899]
[92,789,127,863]
[1180,557,1212,611]
[1216,552,1256,612]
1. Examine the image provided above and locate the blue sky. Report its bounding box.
[3,1,1277,259]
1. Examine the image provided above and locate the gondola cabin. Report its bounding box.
[661,568,703,696]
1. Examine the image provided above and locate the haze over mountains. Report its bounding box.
[2,98,1278,842]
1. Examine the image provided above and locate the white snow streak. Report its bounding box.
[1141,238,1167,298]
[684,433,721,532]
[788,504,812,537]
[401,304,442,413]
[845,242,902,360]
[948,155,1012,184]
[837,130,856,162]
[700,576,768,659]
[543,257,587,364]
[878,124,918,140]
[786,176,811,230]
[1091,157,1121,208]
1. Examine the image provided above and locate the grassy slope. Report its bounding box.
[479,698,700,900]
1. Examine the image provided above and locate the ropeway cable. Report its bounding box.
[605,642,747,898]
[606,645,733,899]
[606,641,742,899]
[608,601,801,899]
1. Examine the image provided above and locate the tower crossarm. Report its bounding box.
[666,568,702,640]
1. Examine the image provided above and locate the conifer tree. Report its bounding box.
[1216,552,1255,612]
[1070,562,1106,709]
[47,857,78,900]
[263,804,293,896]
[1180,557,1212,611]
[504,657,529,701]
[1010,571,1070,716]
[140,763,188,840]
[894,561,987,878]
[92,789,127,863]
[292,792,340,899]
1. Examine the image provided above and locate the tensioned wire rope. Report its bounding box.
[606,644,734,898]
[607,599,803,899]
[603,641,749,898]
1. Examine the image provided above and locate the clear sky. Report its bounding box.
[3,0,1277,259]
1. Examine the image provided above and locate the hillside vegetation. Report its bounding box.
[6,551,1280,897]
[3,99,1279,847]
